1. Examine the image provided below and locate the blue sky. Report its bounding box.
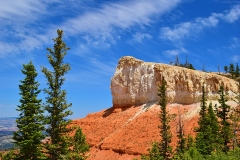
[0,0,239,119]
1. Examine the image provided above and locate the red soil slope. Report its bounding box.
[73,103,200,160]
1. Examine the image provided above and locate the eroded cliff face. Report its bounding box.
[74,103,201,160]
[74,56,239,159]
[111,56,238,108]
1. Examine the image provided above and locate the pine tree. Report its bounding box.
[13,61,45,160]
[158,78,172,159]
[230,78,240,150]
[229,63,235,79]
[184,56,189,68]
[236,78,240,104]
[174,55,180,66]
[235,63,239,78]
[141,142,163,160]
[71,127,89,160]
[218,64,220,74]
[199,85,208,123]
[175,106,186,156]
[217,86,231,153]
[188,64,195,70]
[185,135,194,151]
[42,29,73,160]
[224,66,228,74]
[230,106,240,150]
[207,102,221,151]
[196,85,212,155]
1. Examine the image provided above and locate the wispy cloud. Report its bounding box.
[223,5,240,22]
[0,0,181,58]
[0,0,61,57]
[232,55,240,63]
[66,56,117,86]
[163,47,187,56]
[58,0,181,48]
[0,0,46,20]
[132,32,152,43]
[160,5,240,42]
[228,37,240,49]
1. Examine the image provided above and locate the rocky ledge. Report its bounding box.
[111,56,238,108]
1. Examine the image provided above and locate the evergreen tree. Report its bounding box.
[71,127,89,160]
[175,106,186,156]
[13,61,45,160]
[188,64,195,70]
[199,85,208,123]
[217,86,231,153]
[174,55,180,66]
[195,87,220,155]
[158,78,172,159]
[207,102,221,151]
[235,63,239,78]
[42,29,73,160]
[141,142,163,160]
[196,85,213,155]
[202,64,206,72]
[184,56,189,68]
[230,79,240,150]
[230,106,240,150]
[236,78,240,104]
[218,64,220,74]
[2,149,17,160]
[185,135,194,151]
[229,63,235,79]
[224,66,228,74]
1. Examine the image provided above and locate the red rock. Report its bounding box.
[72,103,201,160]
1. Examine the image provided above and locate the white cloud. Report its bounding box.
[228,37,240,49]
[163,47,187,56]
[0,0,181,57]
[232,55,240,62]
[223,5,240,22]
[132,32,152,43]
[160,5,240,42]
[0,0,45,20]
[58,0,180,46]
[62,0,180,34]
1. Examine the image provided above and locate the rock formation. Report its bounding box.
[111,56,238,108]
[74,104,201,160]
[73,56,239,160]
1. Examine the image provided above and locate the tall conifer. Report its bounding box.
[196,85,212,155]
[158,78,172,159]
[229,63,235,79]
[218,86,231,153]
[235,63,239,78]
[207,102,221,151]
[71,127,90,160]
[42,29,73,160]
[13,61,45,160]
[175,106,186,156]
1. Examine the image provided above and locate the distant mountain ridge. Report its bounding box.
[0,117,17,132]
[0,117,17,150]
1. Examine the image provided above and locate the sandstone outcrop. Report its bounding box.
[74,103,200,160]
[73,56,239,159]
[111,56,238,108]
[74,101,238,160]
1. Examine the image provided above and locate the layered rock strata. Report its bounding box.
[111,56,238,108]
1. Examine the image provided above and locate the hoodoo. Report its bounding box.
[74,56,239,160]
[111,56,238,108]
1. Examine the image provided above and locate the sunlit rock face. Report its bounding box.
[111,56,238,108]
